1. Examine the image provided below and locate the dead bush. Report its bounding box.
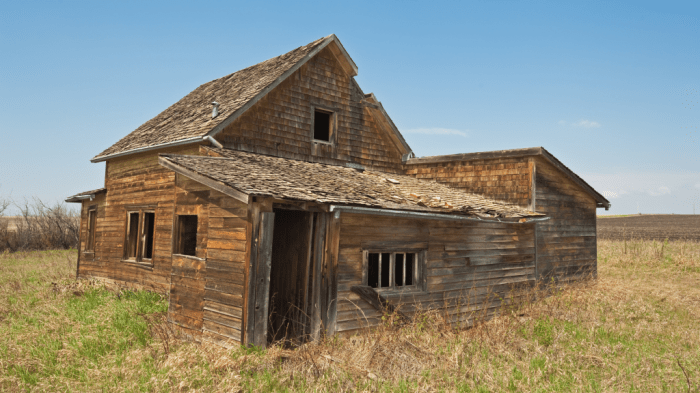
[0,197,79,252]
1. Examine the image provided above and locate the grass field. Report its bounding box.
[1,241,699,392]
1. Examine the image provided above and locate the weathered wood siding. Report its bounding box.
[404,157,533,207]
[534,158,597,282]
[168,254,205,338]
[173,174,249,346]
[77,145,199,292]
[216,46,404,173]
[78,192,106,268]
[335,213,536,335]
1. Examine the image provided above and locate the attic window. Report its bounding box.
[313,109,333,142]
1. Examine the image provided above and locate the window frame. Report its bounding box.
[84,205,97,253]
[362,249,427,293]
[122,207,156,265]
[173,214,199,257]
[310,106,337,145]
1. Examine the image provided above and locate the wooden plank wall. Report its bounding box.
[78,193,106,270]
[335,213,536,335]
[216,46,405,174]
[76,145,199,293]
[534,158,597,282]
[168,254,206,338]
[404,157,533,207]
[173,174,249,347]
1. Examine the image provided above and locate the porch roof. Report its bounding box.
[159,148,543,220]
[65,188,106,203]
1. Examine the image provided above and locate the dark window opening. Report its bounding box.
[313,109,331,141]
[380,253,391,288]
[405,253,414,286]
[142,212,155,259]
[367,252,419,289]
[126,212,140,259]
[176,215,198,256]
[368,253,379,288]
[86,209,97,252]
[394,253,404,287]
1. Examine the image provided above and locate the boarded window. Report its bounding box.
[175,215,198,256]
[366,252,419,290]
[313,109,332,142]
[86,208,97,252]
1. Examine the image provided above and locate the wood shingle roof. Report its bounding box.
[92,36,333,161]
[159,148,542,219]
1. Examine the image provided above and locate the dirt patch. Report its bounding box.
[597,214,700,241]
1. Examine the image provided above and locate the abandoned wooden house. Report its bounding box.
[66,34,610,347]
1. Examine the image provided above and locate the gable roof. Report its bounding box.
[92,34,358,162]
[158,147,542,220]
[406,147,611,209]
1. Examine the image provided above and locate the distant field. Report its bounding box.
[0,217,20,232]
[597,214,700,241]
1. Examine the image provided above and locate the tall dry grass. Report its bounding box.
[1,240,699,392]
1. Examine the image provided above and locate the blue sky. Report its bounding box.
[1,0,698,215]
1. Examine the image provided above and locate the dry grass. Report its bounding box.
[1,241,699,392]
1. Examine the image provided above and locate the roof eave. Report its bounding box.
[361,93,413,159]
[329,205,549,224]
[65,188,106,203]
[91,136,205,163]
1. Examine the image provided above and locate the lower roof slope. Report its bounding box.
[159,148,542,220]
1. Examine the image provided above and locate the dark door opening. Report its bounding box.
[267,209,314,344]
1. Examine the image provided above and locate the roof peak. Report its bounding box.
[92,35,357,163]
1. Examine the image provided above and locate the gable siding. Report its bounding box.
[404,157,533,208]
[216,46,404,173]
[534,158,597,282]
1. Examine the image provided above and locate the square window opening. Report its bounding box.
[313,109,332,142]
[176,215,198,256]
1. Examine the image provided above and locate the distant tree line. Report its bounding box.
[0,197,79,252]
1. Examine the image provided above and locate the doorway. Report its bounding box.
[267,209,314,344]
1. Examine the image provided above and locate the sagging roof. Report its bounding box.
[406,147,611,209]
[158,148,542,220]
[92,35,358,163]
[65,188,106,203]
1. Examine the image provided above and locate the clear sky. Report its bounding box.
[1,0,698,215]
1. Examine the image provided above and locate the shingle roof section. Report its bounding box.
[93,36,328,161]
[160,148,542,219]
[65,188,106,203]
